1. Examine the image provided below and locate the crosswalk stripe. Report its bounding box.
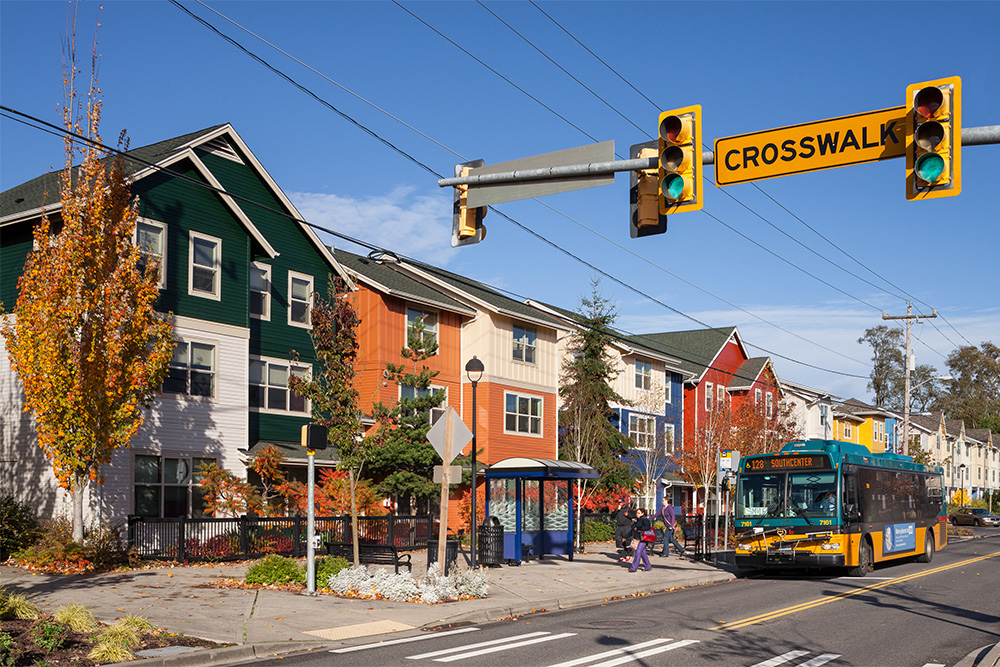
[750,650,810,667]
[797,654,841,667]
[545,638,677,667]
[434,632,578,662]
[585,639,700,667]
[330,627,480,653]
[407,631,552,660]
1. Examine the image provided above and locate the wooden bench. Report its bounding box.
[325,543,412,574]
[681,523,702,553]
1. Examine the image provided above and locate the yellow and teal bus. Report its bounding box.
[734,439,947,576]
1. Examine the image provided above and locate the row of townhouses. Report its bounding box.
[2,125,996,527]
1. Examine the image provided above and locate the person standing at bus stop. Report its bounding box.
[614,500,635,562]
[654,498,686,558]
[629,508,654,572]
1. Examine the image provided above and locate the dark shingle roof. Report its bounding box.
[2,125,227,219]
[631,327,737,381]
[334,249,473,315]
[727,357,769,390]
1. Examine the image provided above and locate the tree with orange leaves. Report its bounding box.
[0,16,173,541]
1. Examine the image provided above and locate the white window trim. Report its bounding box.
[188,231,222,300]
[663,424,676,453]
[250,262,271,321]
[405,306,439,354]
[249,356,311,416]
[664,377,671,404]
[629,413,655,451]
[504,391,543,437]
[162,338,218,402]
[399,384,448,424]
[512,324,537,365]
[705,382,714,412]
[844,422,853,439]
[765,392,774,419]
[135,217,167,289]
[635,359,652,391]
[287,271,314,329]
[132,452,218,518]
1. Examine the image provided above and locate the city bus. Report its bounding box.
[734,439,947,576]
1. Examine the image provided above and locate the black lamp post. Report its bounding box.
[465,356,484,568]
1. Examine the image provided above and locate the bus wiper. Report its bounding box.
[753,500,782,528]
[791,507,814,525]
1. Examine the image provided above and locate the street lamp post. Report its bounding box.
[465,356,484,569]
[902,375,953,456]
[958,463,967,505]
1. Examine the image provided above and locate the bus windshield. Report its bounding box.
[738,471,838,520]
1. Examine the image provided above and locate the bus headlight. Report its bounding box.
[820,542,840,551]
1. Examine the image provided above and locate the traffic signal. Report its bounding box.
[658,105,703,214]
[629,141,666,237]
[906,77,961,201]
[452,159,487,246]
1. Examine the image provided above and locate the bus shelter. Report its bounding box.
[483,457,600,564]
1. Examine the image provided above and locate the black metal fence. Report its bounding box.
[579,511,736,559]
[126,514,435,562]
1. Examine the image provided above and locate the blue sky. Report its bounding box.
[2,1,998,402]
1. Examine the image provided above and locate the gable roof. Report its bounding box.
[837,397,894,418]
[631,327,742,383]
[334,249,474,316]
[727,357,770,391]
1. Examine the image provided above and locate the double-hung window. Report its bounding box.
[249,358,309,413]
[400,384,447,424]
[663,424,676,453]
[513,325,536,364]
[134,454,215,518]
[136,219,166,288]
[765,392,774,418]
[189,232,221,299]
[288,272,313,327]
[629,414,655,451]
[635,360,652,391]
[406,307,438,350]
[163,341,216,398]
[250,263,271,320]
[705,382,714,411]
[505,392,542,435]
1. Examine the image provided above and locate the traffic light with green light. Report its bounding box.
[906,77,961,201]
[658,105,703,214]
[452,159,487,246]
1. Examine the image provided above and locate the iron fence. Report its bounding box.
[126,514,435,562]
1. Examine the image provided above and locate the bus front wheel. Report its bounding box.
[917,533,934,563]
[848,538,871,577]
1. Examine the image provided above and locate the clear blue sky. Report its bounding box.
[3,1,998,402]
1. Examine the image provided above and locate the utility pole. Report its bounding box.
[883,303,937,456]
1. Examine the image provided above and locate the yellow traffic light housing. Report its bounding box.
[452,160,487,246]
[906,76,961,201]
[629,142,667,237]
[658,105,703,214]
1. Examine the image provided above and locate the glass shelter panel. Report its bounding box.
[542,480,570,530]
[522,480,541,531]
[489,478,517,531]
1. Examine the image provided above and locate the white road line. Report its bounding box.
[921,663,946,667]
[330,627,480,653]
[797,654,841,667]
[545,638,677,667]
[585,639,700,667]
[750,650,810,667]
[434,632,578,662]
[407,631,552,660]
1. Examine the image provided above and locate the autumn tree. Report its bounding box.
[559,279,634,547]
[672,401,731,521]
[365,316,446,513]
[938,342,1000,430]
[624,379,673,509]
[0,22,173,541]
[729,395,802,458]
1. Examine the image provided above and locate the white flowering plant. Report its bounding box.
[328,565,490,604]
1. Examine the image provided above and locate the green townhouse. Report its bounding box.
[0,124,352,523]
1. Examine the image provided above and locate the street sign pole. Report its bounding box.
[306,448,315,595]
[436,414,454,575]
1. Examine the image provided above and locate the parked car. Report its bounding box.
[949,507,1000,527]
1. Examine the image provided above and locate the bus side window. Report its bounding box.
[842,474,860,520]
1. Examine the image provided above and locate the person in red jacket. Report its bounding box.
[628,507,654,572]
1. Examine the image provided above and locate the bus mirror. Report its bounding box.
[844,503,860,520]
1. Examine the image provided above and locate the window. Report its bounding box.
[664,377,672,404]
[513,325,536,364]
[765,392,774,419]
[635,360,652,390]
[936,434,941,450]
[705,382,714,411]
[844,422,853,439]
[136,219,166,288]
[134,454,215,518]
[663,424,676,453]
[718,384,726,405]
[249,358,309,413]
[163,341,215,398]
[755,388,762,408]
[288,272,313,327]
[406,307,438,350]
[250,263,270,320]
[820,404,828,426]
[189,232,221,299]
[400,384,447,424]
[629,414,655,450]
[505,392,542,435]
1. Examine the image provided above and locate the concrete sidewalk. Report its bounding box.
[0,543,736,664]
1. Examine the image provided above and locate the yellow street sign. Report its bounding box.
[715,106,906,186]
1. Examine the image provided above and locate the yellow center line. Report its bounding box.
[713,550,1000,631]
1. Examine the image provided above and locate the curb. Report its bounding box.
[117,641,333,667]
[955,642,1000,667]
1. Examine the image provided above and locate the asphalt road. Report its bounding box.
[245,532,1000,667]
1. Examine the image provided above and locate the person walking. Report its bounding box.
[628,507,654,572]
[613,500,635,562]
[653,497,686,558]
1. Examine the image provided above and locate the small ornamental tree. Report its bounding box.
[0,24,173,541]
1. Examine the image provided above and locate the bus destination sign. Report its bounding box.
[744,454,830,472]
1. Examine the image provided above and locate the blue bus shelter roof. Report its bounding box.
[484,457,600,479]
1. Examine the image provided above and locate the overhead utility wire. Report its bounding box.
[1,108,826,389]
[165,5,870,380]
[525,2,962,358]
